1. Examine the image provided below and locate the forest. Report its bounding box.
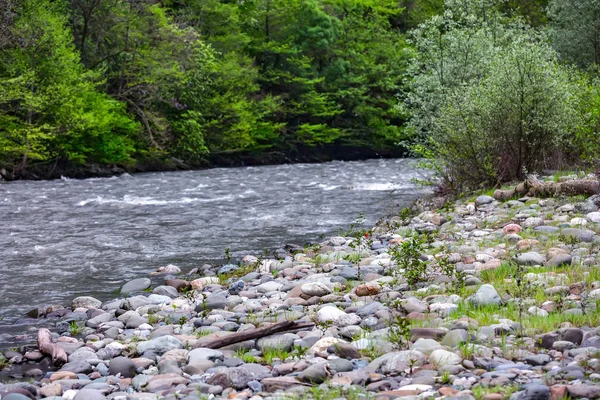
[0,0,598,184]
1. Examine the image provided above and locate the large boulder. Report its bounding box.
[468,284,501,307]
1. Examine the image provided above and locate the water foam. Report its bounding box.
[77,194,234,206]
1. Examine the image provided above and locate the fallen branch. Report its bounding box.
[494,176,600,200]
[200,320,314,349]
[37,328,67,366]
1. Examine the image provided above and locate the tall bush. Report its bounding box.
[405,0,581,189]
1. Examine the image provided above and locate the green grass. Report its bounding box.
[193,328,213,338]
[0,355,7,371]
[472,384,519,400]
[450,300,600,335]
[308,385,372,400]
[234,348,257,363]
[261,348,290,364]
[480,261,520,285]
[68,321,84,336]
[217,263,257,285]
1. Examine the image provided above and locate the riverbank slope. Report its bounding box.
[2,174,600,400]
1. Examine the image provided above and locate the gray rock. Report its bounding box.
[257,335,294,352]
[534,226,559,233]
[523,217,544,229]
[355,302,384,317]
[410,338,443,356]
[2,394,35,400]
[300,282,332,297]
[206,366,252,390]
[475,195,494,206]
[121,278,151,294]
[147,294,172,305]
[68,347,97,363]
[86,312,112,328]
[429,349,462,367]
[516,252,545,266]
[228,280,245,295]
[524,354,551,366]
[561,228,596,243]
[367,350,427,374]
[153,285,180,298]
[109,357,136,378]
[561,328,584,345]
[441,330,469,348]
[567,384,600,399]
[552,340,576,351]
[256,281,283,293]
[137,335,183,355]
[328,358,354,373]
[72,296,102,309]
[203,294,228,310]
[468,284,501,307]
[217,264,239,275]
[545,254,572,267]
[317,306,361,327]
[331,342,361,359]
[72,389,107,400]
[513,384,550,400]
[60,361,92,374]
[399,297,428,314]
[298,363,331,384]
[340,267,359,280]
[188,348,224,364]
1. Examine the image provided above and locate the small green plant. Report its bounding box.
[389,234,428,288]
[387,316,411,350]
[399,207,413,221]
[0,355,8,370]
[471,384,519,400]
[147,312,161,325]
[292,344,308,358]
[262,348,290,364]
[193,328,212,338]
[224,247,232,263]
[343,212,367,238]
[458,342,475,360]
[234,348,257,363]
[437,251,466,293]
[438,370,452,384]
[68,321,84,336]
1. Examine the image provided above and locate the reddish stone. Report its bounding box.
[355,283,381,296]
[550,385,568,400]
[439,387,459,397]
[503,224,522,235]
[483,394,504,400]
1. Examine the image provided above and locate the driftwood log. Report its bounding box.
[37,328,67,366]
[494,176,600,201]
[201,320,314,349]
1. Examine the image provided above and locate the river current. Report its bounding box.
[0,159,428,343]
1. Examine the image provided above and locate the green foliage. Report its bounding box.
[548,0,600,70]
[389,234,428,288]
[406,0,582,189]
[0,0,138,178]
[387,315,412,350]
[3,0,600,180]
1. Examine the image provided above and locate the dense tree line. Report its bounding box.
[0,0,435,179]
[0,0,594,183]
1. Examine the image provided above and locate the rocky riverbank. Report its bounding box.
[3,175,600,400]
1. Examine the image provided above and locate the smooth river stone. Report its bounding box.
[120,278,151,294]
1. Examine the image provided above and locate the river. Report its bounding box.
[0,159,428,344]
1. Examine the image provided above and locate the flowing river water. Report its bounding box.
[0,159,428,344]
